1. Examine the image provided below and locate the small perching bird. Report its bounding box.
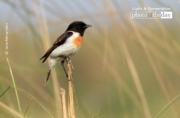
[40,21,91,84]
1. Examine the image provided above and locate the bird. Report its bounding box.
[40,21,91,84]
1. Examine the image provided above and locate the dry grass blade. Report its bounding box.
[120,39,152,118]
[129,19,178,117]
[106,0,125,65]
[106,0,152,117]
[32,0,62,117]
[0,102,24,118]
[10,87,54,118]
[24,93,42,117]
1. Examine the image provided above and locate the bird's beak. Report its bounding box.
[84,24,92,28]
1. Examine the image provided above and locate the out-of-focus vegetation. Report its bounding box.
[0,0,180,118]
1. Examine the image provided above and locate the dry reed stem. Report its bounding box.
[0,102,24,118]
[125,5,180,116]
[128,19,178,117]
[32,0,62,117]
[131,21,179,116]
[60,88,67,118]
[106,0,152,117]
[83,24,143,112]
[66,58,75,118]
[120,39,152,118]
[106,0,125,65]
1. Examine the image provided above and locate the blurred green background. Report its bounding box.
[0,0,180,118]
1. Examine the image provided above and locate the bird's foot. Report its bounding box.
[67,76,74,83]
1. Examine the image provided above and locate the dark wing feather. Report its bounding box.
[40,32,73,63]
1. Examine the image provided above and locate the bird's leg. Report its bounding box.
[61,60,68,78]
[69,59,74,70]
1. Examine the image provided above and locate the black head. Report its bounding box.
[66,21,91,36]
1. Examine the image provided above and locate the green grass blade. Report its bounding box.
[6,58,22,114]
[0,86,11,98]
[155,94,180,118]
[10,86,54,118]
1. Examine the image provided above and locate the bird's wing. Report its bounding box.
[40,31,73,63]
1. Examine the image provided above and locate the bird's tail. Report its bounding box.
[44,69,51,86]
[43,59,57,86]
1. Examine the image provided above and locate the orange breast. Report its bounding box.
[73,35,83,47]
